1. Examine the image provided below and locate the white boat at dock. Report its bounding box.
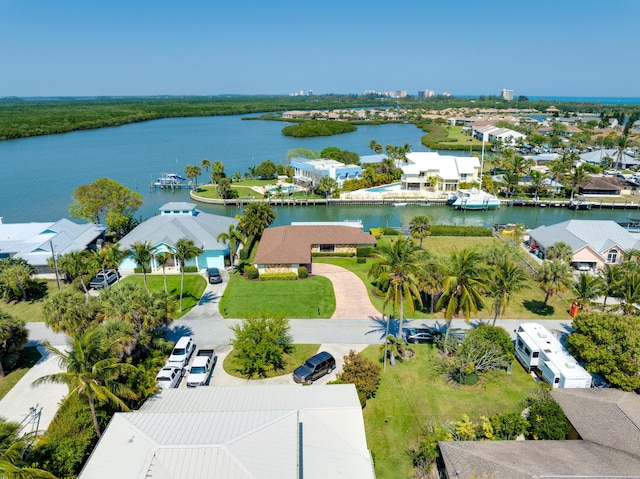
[393,202,408,207]
[451,189,501,210]
[153,173,191,189]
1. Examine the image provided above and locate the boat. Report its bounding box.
[451,190,501,210]
[393,202,408,207]
[419,201,431,207]
[154,173,190,189]
[569,196,592,210]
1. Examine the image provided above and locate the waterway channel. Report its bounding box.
[0,114,637,230]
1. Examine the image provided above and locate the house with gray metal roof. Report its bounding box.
[439,388,640,479]
[528,219,640,271]
[118,202,237,271]
[580,148,639,169]
[78,384,375,479]
[0,218,105,273]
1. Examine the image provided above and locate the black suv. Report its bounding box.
[405,327,442,344]
[207,267,223,284]
[293,351,336,384]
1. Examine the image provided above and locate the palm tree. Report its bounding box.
[568,163,589,201]
[415,256,444,314]
[536,260,573,307]
[201,158,211,184]
[436,248,487,351]
[486,259,528,325]
[174,238,203,311]
[545,241,573,262]
[599,263,621,309]
[129,241,152,292]
[155,251,171,294]
[91,243,124,288]
[0,312,28,378]
[368,236,423,336]
[571,272,604,312]
[528,170,547,201]
[56,250,92,293]
[409,215,431,248]
[184,165,202,190]
[216,224,244,267]
[237,203,276,238]
[33,326,138,438]
[617,270,640,315]
[0,417,56,478]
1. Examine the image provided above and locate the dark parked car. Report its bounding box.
[293,351,335,384]
[207,267,223,284]
[89,269,119,289]
[404,327,442,344]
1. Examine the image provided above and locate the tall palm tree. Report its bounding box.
[528,170,547,201]
[568,163,589,201]
[155,251,171,294]
[536,260,572,307]
[129,241,152,292]
[237,203,276,239]
[0,417,56,478]
[545,241,573,262]
[436,248,487,351]
[33,326,138,438]
[368,236,423,336]
[599,263,621,309]
[57,250,92,293]
[415,256,444,314]
[201,158,211,184]
[183,165,202,190]
[174,238,203,311]
[0,312,28,378]
[409,215,431,248]
[571,272,604,312]
[486,259,528,325]
[91,243,124,288]
[216,224,244,266]
[617,270,640,315]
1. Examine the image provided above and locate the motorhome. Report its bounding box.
[515,323,592,388]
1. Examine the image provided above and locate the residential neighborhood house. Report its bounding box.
[118,202,237,272]
[401,152,481,193]
[290,158,362,190]
[528,219,640,272]
[0,217,106,273]
[253,221,376,276]
[78,384,375,479]
[471,124,526,146]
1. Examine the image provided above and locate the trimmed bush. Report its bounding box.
[298,266,308,278]
[381,227,401,236]
[370,227,383,238]
[430,225,493,237]
[453,371,479,385]
[356,257,366,264]
[183,266,198,273]
[311,252,354,257]
[246,266,259,280]
[259,273,297,281]
[356,246,375,257]
[133,267,142,273]
[337,350,381,400]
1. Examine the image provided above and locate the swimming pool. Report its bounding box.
[365,182,401,193]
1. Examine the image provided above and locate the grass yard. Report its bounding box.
[120,273,207,318]
[223,343,320,379]
[360,344,539,479]
[421,236,497,256]
[0,346,42,400]
[0,280,64,323]
[219,272,336,318]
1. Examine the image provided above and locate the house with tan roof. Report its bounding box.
[253,222,376,276]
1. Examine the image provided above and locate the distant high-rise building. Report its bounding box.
[418,89,435,98]
[396,90,407,98]
[308,90,314,96]
[501,89,514,101]
[418,90,425,98]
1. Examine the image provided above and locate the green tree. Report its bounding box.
[616,270,640,315]
[437,248,487,351]
[201,158,211,183]
[336,349,381,400]
[42,289,100,336]
[369,236,423,336]
[0,259,37,302]
[545,241,572,262]
[211,160,226,184]
[409,215,431,248]
[56,250,92,293]
[415,256,444,314]
[571,272,604,312]
[184,165,202,190]
[174,238,203,311]
[490,412,529,440]
[155,252,171,294]
[128,241,152,292]
[229,315,293,378]
[91,243,124,287]
[316,176,338,197]
[536,260,572,307]
[0,417,56,478]
[255,160,277,179]
[526,391,570,440]
[33,326,138,438]
[237,202,276,238]
[0,312,28,378]
[486,259,528,325]
[567,312,640,391]
[528,170,547,200]
[599,263,621,309]
[216,224,243,266]
[69,178,143,236]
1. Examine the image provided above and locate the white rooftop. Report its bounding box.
[402,152,480,180]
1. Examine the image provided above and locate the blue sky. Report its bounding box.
[1,0,638,97]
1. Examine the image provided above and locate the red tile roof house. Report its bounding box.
[253,223,376,276]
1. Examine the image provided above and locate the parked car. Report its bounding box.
[571,262,591,271]
[404,327,442,344]
[155,366,182,390]
[186,349,216,387]
[207,267,223,284]
[166,336,195,369]
[293,351,335,384]
[89,269,119,289]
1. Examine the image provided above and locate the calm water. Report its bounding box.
[0,114,637,230]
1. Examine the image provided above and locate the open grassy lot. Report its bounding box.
[0,346,42,400]
[223,343,320,379]
[421,124,484,151]
[360,344,539,479]
[119,274,207,318]
[420,236,497,256]
[0,280,64,323]
[219,272,336,319]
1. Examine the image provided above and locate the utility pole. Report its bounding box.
[50,240,61,290]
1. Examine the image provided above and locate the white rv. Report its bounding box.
[515,323,592,389]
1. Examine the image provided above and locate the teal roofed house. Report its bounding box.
[118,202,237,272]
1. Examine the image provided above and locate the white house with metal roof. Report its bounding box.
[118,202,237,271]
[0,218,105,273]
[290,158,362,188]
[528,219,640,272]
[401,152,481,192]
[78,384,375,479]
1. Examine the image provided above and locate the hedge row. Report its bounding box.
[311,252,355,257]
[259,273,297,281]
[356,246,375,257]
[430,225,493,237]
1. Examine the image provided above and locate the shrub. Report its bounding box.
[381,227,401,236]
[133,267,142,273]
[311,252,354,257]
[246,266,259,280]
[430,225,493,237]
[466,324,515,360]
[356,246,375,257]
[410,424,453,471]
[183,266,198,273]
[337,350,381,399]
[259,273,297,281]
[0,312,28,372]
[490,412,529,440]
[298,266,308,278]
[356,257,366,264]
[370,227,384,238]
[526,390,570,440]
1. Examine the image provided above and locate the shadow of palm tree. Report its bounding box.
[198,291,219,304]
[367,316,401,340]
[166,324,194,342]
[523,299,555,316]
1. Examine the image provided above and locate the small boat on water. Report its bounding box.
[419,201,431,207]
[154,173,190,189]
[393,202,408,207]
[451,189,501,210]
[569,196,592,210]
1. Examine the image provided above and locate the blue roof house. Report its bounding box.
[118,202,237,272]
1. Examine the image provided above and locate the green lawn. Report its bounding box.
[360,344,539,479]
[0,280,64,323]
[421,236,497,256]
[0,347,42,400]
[223,343,320,379]
[119,273,207,318]
[219,272,336,318]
